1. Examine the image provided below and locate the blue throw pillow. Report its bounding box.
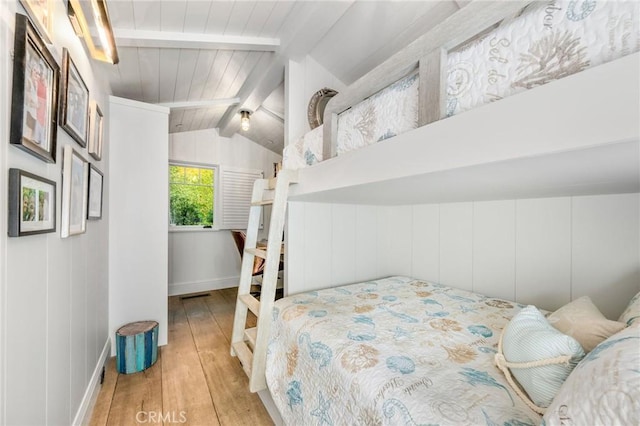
[497,305,585,409]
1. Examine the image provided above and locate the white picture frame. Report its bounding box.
[88,101,103,160]
[87,164,103,220]
[61,145,88,237]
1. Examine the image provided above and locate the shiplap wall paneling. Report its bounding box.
[5,238,48,424]
[46,237,71,424]
[473,200,516,301]
[109,97,169,351]
[572,194,640,319]
[515,198,572,310]
[355,205,380,282]
[411,204,440,283]
[377,206,393,278]
[285,202,306,296]
[439,203,473,291]
[303,203,333,292]
[385,206,413,276]
[169,232,198,285]
[331,204,357,285]
[70,239,88,413]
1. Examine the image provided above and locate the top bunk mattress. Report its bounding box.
[266,276,541,426]
[283,0,639,170]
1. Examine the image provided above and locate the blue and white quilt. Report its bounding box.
[266,276,541,425]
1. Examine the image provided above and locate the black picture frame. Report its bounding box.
[9,13,59,163]
[87,163,103,220]
[59,48,90,147]
[8,168,56,237]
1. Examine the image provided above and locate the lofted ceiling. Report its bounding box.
[96,0,462,154]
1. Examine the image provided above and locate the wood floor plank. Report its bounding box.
[89,357,118,426]
[162,297,220,426]
[106,353,163,426]
[89,290,273,426]
[204,290,256,344]
[183,297,272,426]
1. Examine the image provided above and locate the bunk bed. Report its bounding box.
[283,0,640,172]
[260,1,640,424]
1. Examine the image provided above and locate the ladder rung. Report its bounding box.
[266,178,277,190]
[239,294,260,316]
[245,248,267,259]
[244,327,257,350]
[251,199,273,206]
[232,341,253,377]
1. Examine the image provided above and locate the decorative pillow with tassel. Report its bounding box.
[495,305,585,413]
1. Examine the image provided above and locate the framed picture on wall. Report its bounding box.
[87,164,103,220]
[88,102,104,160]
[19,0,52,44]
[59,48,90,147]
[8,168,56,237]
[61,145,89,237]
[9,13,59,163]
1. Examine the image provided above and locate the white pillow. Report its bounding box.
[497,306,584,410]
[618,290,640,327]
[548,296,626,352]
[544,325,640,425]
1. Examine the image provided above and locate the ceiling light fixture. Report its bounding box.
[240,110,251,132]
[67,0,119,64]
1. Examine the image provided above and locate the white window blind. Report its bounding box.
[218,167,263,230]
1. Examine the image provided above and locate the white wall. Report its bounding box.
[168,128,282,296]
[286,193,640,320]
[0,2,111,424]
[109,97,169,352]
[284,55,346,147]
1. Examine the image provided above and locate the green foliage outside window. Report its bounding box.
[169,165,214,226]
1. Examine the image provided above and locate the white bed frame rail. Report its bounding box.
[322,0,534,160]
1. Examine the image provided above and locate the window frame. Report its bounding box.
[168,160,219,232]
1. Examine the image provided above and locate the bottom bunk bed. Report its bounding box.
[265,276,639,425]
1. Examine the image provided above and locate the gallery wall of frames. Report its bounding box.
[1,1,112,425]
[9,9,104,239]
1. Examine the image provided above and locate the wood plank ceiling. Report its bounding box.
[96,1,459,154]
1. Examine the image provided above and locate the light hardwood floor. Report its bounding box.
[90,288,273,426]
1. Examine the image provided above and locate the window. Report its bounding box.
[168,163,263,230]
[169,163,215,227]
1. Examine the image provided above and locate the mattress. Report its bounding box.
[282,124,324,170]
[336,73,419,156]
[446,0,640,116]
[265,276,541,426]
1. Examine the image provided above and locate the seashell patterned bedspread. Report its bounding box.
[265,276,541,426]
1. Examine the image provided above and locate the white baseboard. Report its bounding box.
[258,389,283,426]
[168,276,240,296]
[73,338,111,426]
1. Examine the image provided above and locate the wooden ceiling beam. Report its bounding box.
[114,29,280,52]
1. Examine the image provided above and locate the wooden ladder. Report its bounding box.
[230,169,298,392]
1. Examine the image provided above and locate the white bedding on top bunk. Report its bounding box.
[282,125,324,170]
[336,73,419,156]
[282,0,639,169]
[446,0,640,116]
